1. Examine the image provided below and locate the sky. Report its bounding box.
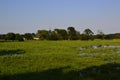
[0,0,120,34]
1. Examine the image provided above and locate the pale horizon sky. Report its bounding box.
[0,0,120,34]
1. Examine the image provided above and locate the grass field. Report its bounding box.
[0,40,120,80]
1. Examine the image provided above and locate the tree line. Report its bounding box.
[0,27,120,41]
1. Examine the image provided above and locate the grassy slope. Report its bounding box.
[0,40,120,80]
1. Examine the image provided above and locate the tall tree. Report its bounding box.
[67,27,78,40]
[82,28,94,40]
[54,29,68,40]
[49,31,60,40]
[5,32,16,41]
[24,33,33,40]
[15,33,24,41]
[83,28,94,36]
[37,30,49,40]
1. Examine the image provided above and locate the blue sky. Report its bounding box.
[0,0,120,34]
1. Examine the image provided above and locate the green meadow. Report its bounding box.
[0,40,120,80]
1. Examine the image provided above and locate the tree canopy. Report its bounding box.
[0,27,120,41]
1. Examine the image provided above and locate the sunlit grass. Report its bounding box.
[0,40,120,80]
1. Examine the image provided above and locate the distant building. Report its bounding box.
[33,37,39,40]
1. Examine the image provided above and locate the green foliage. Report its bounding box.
[54,29,68,40]
[95,34,105,40]
[104,34,114,40]
[81,34,94,40]
[37,29,68,40]
[48,31,60,40]
[1,27,120,41]
[24,33,33,40]
[82,28,94,40]
[81,34,90,40]
[96,30,105,39]
[67,27,79,40]
[83,28,94,36]
[37,30,49,40]
[5,32,16,41]
[15,33,24,41]
[0,34,6,40]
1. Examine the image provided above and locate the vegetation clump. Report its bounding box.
[1,27,120,41]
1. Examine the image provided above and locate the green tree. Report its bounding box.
[24,33,33,40]
[76,31,81,40]
[83,28,94,36]
[0,34,6,41]
[15,33,24,41]
[104,34,114,40]
[96,30,105,39]
[81,34,90,40]
[54,29,68,40]
[82,28,94,40]
[67,27,78,40]
[49,31,59,40]
[5,32,16,41]
[37,30,49,40]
